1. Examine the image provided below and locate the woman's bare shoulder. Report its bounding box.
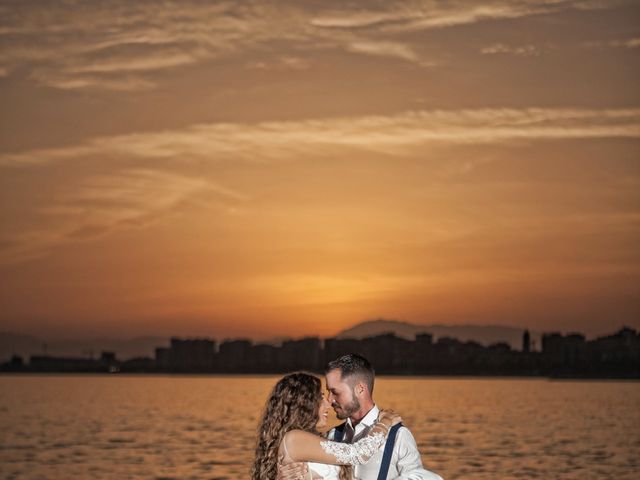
[281,429,323,463]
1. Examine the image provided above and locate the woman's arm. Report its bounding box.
[282,410,401,466]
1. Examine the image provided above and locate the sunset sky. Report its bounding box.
[0,0,638,341]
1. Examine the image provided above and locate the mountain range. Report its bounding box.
[0,320,538,362]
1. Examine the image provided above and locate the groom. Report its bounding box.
[278,353,442,479]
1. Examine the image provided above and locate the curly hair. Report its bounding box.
[251,372,322,480]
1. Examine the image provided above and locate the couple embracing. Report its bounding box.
[252,354,443,480]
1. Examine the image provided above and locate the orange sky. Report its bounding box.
[0,0,639,340]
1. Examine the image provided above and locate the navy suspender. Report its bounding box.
[333,420,403,480]
[376,422,403,480]
[333,422,346,442]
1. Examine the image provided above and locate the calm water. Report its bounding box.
[0,375,638,479]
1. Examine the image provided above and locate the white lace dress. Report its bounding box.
[307,462,341,480]
[282,430,387,480]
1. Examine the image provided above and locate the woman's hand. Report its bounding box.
[377,409,402,428]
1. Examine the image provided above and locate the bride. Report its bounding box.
[251,372,401,480]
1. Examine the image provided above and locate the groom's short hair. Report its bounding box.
[325,353,375,394]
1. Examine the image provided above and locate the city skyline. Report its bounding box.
[1,1,639,341]
[4,326,638,380]
[0,318,631,361]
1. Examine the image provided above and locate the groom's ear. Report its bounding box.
[354,380,367,397]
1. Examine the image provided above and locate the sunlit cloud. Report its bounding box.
[67,52,198,74]
[309,10,419,29]
[0,1,311,90]
[246,56,311,71]
[2,108,638,168]
[346,40,426,64]
[311,3,533,31]
[608,38,640,48]
[29,71,157,91]
[2,0,629,91]
[480,43,541,56]
[620,38,640,48]
[386,3,549,32]
[1,107,637,264]
[313,0,624,33]
[0,169,245,263]
[585,37,640,49]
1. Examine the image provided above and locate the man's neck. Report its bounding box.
[349,400,376,427]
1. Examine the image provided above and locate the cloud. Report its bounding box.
[29,71,157,91]
[2,108,639,168]
[246,56,311,71]
[67,52,198,74]
[0,1,311,90]
[3,106,637,263]
[311,0,626,33]
[622,38,640,48]
[346,40,426,64]
[310,11,420,29]
[608,38,640,49]
[583,37,640,50]
[480,43,541,56]
[0,169,245,263]
[3,0,627,90]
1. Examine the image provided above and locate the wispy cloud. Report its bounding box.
[0,169,245,263]
[584,37,640,49]
[246,56,311,71]
[618,38,640,48]
[480,43,541,56]
[2,106,637,263]
[4,0,625,90]
[310,11,415,29]
[29,71,158,91]
[2,108,639,168]
[311,0,625,33]
[346,40,427,64]
[0,1,311,90]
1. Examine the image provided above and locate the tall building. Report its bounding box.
[218,339,252,372]
[522,329,531,353]
[160,337,216,372]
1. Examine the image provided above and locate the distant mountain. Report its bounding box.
[0,332,169,362]
[337,319,540,350]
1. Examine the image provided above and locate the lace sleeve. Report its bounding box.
[319,428,387,465]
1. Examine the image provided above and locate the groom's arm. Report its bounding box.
[393,428,443,480]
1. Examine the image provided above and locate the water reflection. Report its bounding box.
[0,376,638,479]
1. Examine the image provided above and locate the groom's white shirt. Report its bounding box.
[326,405,443,480]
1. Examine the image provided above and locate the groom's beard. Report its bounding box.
[333,396,360,420]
